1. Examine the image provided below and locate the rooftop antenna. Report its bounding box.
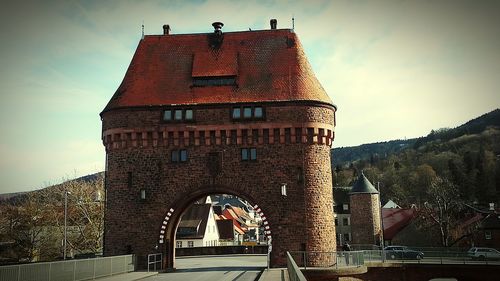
[141,20,145,40]
[292,14,295,30]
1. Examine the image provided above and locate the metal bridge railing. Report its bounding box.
[288,251,365,270]
[0,254,134,281]
[363,249,500,265]
[147,253,162,272]
[286,252,307,281]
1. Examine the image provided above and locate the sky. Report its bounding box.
[0,0,499,193]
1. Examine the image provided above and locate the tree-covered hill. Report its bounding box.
[332,139,417,168]
[332,108,500,168]
[332,108,500,207]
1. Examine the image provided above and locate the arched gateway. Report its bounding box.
[101,21,337,269]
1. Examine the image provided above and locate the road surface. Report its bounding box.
[142,254,267,281]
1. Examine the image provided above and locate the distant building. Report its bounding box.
[383,200,401,209]
[215,214,245,245]
[333,186,352,246]
[382,208,416,243]
[176,203,219,248]
[212,195,262,223]
[472,213,500,248]
[221,205,261,243]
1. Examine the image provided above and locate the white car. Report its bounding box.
[467,247,500,260]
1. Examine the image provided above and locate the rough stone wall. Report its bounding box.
[349,194,381,246]
[303,145,336,265]
[102,103,336,268]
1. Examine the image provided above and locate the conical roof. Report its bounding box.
[349,173,379,194]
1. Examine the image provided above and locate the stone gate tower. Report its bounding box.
[101,21,337,268]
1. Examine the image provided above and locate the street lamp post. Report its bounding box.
[378,182,385,262]
[64,190,71,260]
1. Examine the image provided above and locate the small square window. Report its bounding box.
[241,148,248,161]
[176,241,182,248]
[171,150,179,162]
[232,108,241,119]
[174,110,183,120]
[185,109,193,120]
[163,110,172,121]
[343,233,350,242]
[188,241,194,247]
[254,107,263,118]
[343,204,349,211]
[343,218,349,226]
[250,148,257,160]
[180,150,187,162]
[243,107,252,118]
[485,231,492,240]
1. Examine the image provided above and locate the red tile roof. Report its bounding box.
[176,203,212,239]
[382,208,416,240]
[102,29,332,113]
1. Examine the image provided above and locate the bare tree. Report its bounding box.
[1,190,53,262]
[66,174,105,254]
[0,172,104,263]
[51,173,105,256]
[422,177,464,247]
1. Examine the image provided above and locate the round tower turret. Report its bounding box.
[349,173,381,246]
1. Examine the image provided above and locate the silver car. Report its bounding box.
[467,247,500,260]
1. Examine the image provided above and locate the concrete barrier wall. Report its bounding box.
[304,264,500,281]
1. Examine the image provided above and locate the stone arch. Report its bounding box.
[156,184,273,269]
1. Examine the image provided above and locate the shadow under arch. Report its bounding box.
[157,184,273,270]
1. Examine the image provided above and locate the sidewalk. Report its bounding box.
[258,268,289,281]
[95,271,158,281]
[94,268,287,281]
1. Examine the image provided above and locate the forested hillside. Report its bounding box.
[332,139,416,167]
[332,109,500,206]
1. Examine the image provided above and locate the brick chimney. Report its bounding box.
[270,19,277,29]
[163,24,171,35]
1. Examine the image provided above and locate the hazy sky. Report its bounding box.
[1,0,499,193]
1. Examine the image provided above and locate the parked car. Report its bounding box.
[384,246,424,260]
[467,247,500,260]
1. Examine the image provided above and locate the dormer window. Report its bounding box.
[191,51,237,87]
[192,76,236,87]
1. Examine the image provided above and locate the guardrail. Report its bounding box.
[288,251,365,269]
[286,252,307,281]
[363,250,500,265]
[147,253,162,272]
[0,255,134,281]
